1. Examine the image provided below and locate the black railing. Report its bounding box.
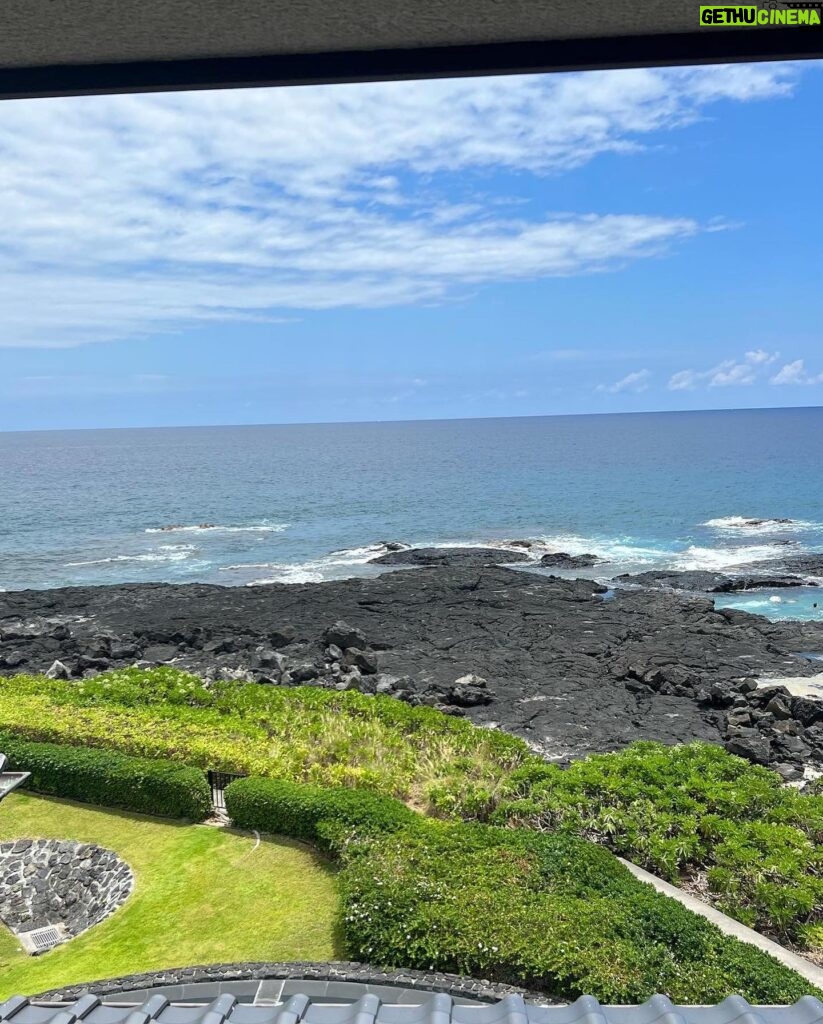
[207,769,245,811]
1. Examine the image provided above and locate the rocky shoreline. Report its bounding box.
[2,552,823,777]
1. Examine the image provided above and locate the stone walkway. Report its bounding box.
[619,858,823,989]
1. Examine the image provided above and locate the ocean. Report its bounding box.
[2,408,822,620]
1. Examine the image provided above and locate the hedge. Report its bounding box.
[0,734,211,820]
[338,820,819,1005]
[225,776,418,853]
[225,775,818,1003]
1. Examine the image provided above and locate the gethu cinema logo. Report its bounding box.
[700,4,822,24]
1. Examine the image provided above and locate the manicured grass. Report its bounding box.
[0,793,339,998]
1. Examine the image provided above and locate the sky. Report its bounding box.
[0,61,821,430]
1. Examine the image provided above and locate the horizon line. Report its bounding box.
[2,402,823,436]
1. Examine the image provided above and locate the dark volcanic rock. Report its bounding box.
[369,547,529,567]
[142,643,179,664]
[540,552,599,569]
[745,554,823,577]
[614,569,813,593]
[725,730,774,765]
[2,566,823,766]
[324,621,368,650]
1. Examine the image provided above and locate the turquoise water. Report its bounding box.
[1,408,822,614]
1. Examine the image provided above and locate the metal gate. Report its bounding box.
[207,769,245,811]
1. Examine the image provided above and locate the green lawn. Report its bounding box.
[0,793,340,998]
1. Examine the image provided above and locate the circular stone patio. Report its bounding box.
[0,838,133,952]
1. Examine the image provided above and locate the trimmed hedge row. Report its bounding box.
[338,821,819,1005]
[0,733,211,820]
[224,775,819,1003]
[224,776,417,853]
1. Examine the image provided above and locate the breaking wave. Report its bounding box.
[702,516,816,534]
[145,522,289,535]
[672,543,795,571]
[245,567,325,586]
[66,544,198,567]
[224,541,409,584]
[522,534,673,567]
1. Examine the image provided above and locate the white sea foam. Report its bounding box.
[703,516,815,534]
[66,544,198,567]
[145,522,289,535]
[228,542,401,584]
[525,534,674,567]
[231,534,674,587]
[219,526,812,588]
[246,566,324,585]
[672,543,793,571]
[324,543,406,565]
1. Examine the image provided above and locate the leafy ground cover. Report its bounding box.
[223,776,818,1003]
[0,792,338,998]
[0,669,527,809]
[492,741,823,948]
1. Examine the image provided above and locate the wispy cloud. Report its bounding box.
[770,359,823,385]
[0,63,799,348]
[668,349,780,390]
[596,369,652,394]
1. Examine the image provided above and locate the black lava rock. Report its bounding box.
[369,547,529,567]
[540,552,600,569]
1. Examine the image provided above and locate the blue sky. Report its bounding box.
[0,61,821,430]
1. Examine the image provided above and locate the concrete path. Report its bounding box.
[619,858,823,989]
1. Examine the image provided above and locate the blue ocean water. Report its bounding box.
[1,408,822,619]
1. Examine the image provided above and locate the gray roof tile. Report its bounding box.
[4,995,823,1024]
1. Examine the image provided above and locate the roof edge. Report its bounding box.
[0,27,821,100]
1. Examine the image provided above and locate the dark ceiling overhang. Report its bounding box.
[0,2,821,100]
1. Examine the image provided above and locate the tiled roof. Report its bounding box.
[3,994,823,1024]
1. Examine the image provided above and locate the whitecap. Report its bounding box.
[672,543,795,571]
[703,516,815,533]
[65,544,198,567]
[323,543,402,565]
[526,533,674,566]
[245,566,324,585]
[145,522,289,535]
[220,562,277,572]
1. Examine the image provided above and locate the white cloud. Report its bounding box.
[770,359,823,385]
[745,349,779,366]
[0,62,799,348]
[668,350,780,390]
[597,369,652,394]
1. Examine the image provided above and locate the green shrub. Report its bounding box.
[225,775,418,853]
[0,733,211,820]
[0,668,528,807]
[3,670,822,954]
[339,821,817,1004]
[490,740,823,942]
